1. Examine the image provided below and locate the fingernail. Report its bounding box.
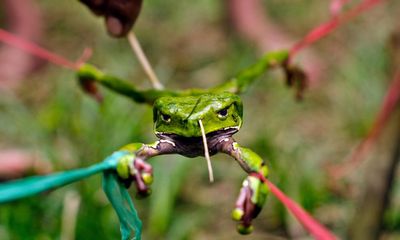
[106,16,124,37]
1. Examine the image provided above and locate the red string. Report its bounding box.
[330,0,351,17]
[332,71,400,178]
[0,28,80,70]
[251,173,337,240]
[289,0,384,62]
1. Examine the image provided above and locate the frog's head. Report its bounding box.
[153,92,243,138]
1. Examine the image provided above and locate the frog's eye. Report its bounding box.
[160,113,171,123]
[217,107,229,119]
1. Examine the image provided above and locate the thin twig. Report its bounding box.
[199,119,214,182]
[347,115,400,240]
[127,32,164,90]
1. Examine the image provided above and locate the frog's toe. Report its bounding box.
[116,154,154,198]
[232,208,244,221]
[127,160,152,197]
[237,223,254,235]
[133,171,153,197]
[232,183,255,233]
[141,172,153,185]
[232,176,268,234]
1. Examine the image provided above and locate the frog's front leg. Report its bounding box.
[116,141,176,196]
[219,138,269,234]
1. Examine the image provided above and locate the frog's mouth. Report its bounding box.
[156,125,239,183]
[156,125,238,180]
[155,126,239,142]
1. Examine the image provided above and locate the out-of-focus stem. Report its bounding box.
[347,114,400,240]
[289,0,384,61]
[227,0,292,52]
[347,28,400,239]
[0,28,79,70]
[60,191,81,240]
[0,0,43,89]
[226,0,322,86]
[331,72,400,179]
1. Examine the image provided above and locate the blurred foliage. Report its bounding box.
[1,0,400,239]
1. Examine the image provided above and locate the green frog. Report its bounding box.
[116,92,268,234]
[76,50,302,234]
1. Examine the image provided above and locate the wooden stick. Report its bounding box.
[127,32,164,90]
[199,119,214,182]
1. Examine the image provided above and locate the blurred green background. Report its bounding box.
[0,0,400,239]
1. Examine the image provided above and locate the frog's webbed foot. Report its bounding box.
[219,138,269,234]
[116,141,176,197]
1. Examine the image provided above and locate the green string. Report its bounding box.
[0,151,142,240]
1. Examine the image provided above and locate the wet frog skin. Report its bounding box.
[77,50,295,234]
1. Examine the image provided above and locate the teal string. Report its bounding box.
[103,171,142,240]
[0,151,142,240]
